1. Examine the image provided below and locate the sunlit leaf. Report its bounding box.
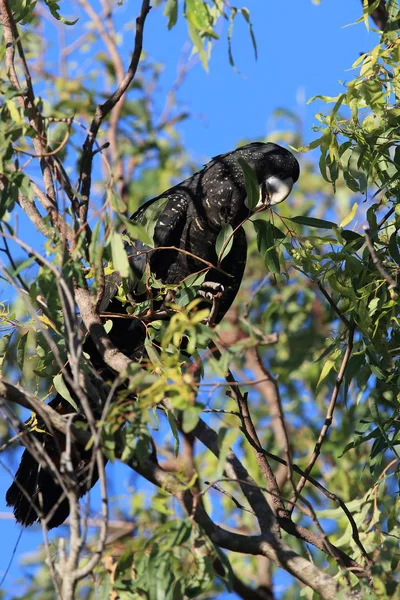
[53,373,79,411]
[216,222,234,262]
[238,157,259,210]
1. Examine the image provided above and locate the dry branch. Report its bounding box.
[125,451,364,600]
[292,324,355,503]
[78,0,152,226]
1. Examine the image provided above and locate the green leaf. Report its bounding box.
[188,23,208,71]
[252,219,285,239]
[182,406,202,433]
[307,94,342,104]
[240,8,257,60]
[166,410,180,456]
[389,231,400,265]
[341,230,364,250]
[315,341,338,363]
[136,197,168,239]
[186,0,214,34]
[17,331,28,372]
[177,271,207,306]
[316,348,340,392]
[253,220,280,273]
[227,7,237,67]
[120,216,153,247]
[104,319,113,334]
[43,0,78,25]
[362,0,381,30]
[368,297,380,316]
[216,222,234,263]
[238,157,259,210]
[53,373,79,411]
[110,231,131,278]
[287,216,337,229]
[339,202,358,228]
[253,219,270,254]
[164,0,178,29]
[0,332,13,369]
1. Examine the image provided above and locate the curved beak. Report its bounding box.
[262,176,294,206]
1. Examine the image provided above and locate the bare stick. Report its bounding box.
[78,0,152,226]
[252,348,294,490]
[291,324,355,504]
[317,281,352,328]
[208,342,288,523]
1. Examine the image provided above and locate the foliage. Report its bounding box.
[0,1,399,600]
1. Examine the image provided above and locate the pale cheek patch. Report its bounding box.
[264,176,293,206]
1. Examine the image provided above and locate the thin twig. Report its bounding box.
[364,226,398,290]
[291,323,355,505]
[252,348,294,491]
[377,205,395,229]
[208,342,288,523]
[317,281,352,328]
[203,480,256,515]
[78,0,152,228]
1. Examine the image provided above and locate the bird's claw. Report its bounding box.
[198,282,225,301]
[198,282,225,327]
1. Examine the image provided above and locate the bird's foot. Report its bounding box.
[198,282,225,327]
[198,282,225,301]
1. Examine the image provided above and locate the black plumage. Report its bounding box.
[114,141,300,332]
[6,142,300,528]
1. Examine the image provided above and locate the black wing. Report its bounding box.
[100,192,189,310]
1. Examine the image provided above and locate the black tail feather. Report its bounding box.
[6,395,99,529]
[6,445,99,529]
[6,447,71,528]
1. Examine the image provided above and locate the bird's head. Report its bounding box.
[236,142,300,210]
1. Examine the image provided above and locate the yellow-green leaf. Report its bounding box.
[110,230,130,278]
[340,202,358,228]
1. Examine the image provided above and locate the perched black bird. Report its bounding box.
[6,142,299,528]
[101,141,300,353]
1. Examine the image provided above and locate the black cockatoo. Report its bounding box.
[6,142,299,528]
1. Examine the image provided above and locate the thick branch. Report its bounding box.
[0,379,90,446]
[74,286,131,373]
[126,454,363,600]
[193,418,368,578]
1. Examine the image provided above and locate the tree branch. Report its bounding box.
[292,323,355,503]
[364,227,398,290]
[208,342,287,523]
[78,0,152,227]
[0,379,90,446]
[125,453,363,600]
[192,417,369,578]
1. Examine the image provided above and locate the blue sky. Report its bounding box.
[0,1,380,598]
